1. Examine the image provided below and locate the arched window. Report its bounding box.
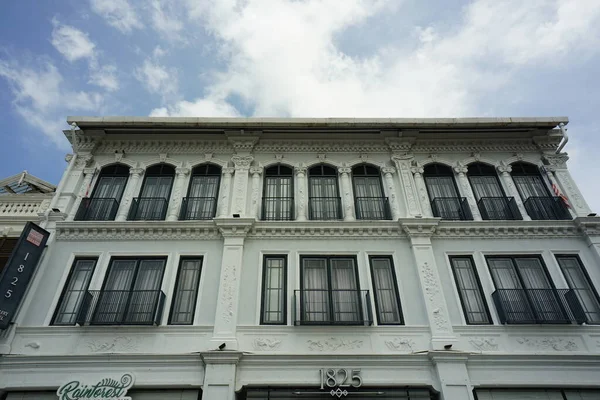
[75,164,129,221]
[511,162,570,220]
[467,163,521,220]
[352,165,390,220]
[180,164,221,220]
[308,165,341,220]
[262,164,294,221]
[423,163,472,220]
[129,164,175,220]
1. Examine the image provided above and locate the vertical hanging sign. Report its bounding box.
[0,222,50,329]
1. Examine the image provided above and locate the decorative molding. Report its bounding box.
[576,217,600,236]
[95,139,233,155]
[228,136,260,152]
[232,155,254,170]
[220,263,237,323]
[252,338,282,351]
[250,166,263,176]
[381,167,396,175]
[214,218,255,238]
[434,220,581,239]
[74,154,94,168]
[420,262,451,332]
[254,140,390,153]
[249,221,404,239]
[515,337,579,351]
[401,220,439,238]
[86,336,139,353]
[542,153,569,169]
[385,337,415,352]
[307,338,363,351]
[411,139,550,154]
[469,337,500,351]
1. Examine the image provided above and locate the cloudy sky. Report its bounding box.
[0,0,598,211]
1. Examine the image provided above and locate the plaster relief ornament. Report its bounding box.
[307,337,363,351]
[385,337,415,352]
[56,373,134,400]
[253,338,282,350]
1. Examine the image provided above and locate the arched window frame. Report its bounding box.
[308,164,342,220]
[129,163,175,221]
[351,164,391,220]
[262,164,294,221]
[180,163,221,220]
[75,163,130,221]
[423,163,472,220]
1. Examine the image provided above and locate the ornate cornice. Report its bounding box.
[95,139,232,154]
[214,218,255,238]
[254,140,390,153]
[401,219,440,238]
[249,221,404,239]
[434,220,582,239]
[411,139,541,153]
[575,217,600,237]
[55,221,220,241]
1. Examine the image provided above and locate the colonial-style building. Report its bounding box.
[1,117,599,400]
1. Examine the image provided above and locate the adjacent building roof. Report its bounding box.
[0,171,56,196]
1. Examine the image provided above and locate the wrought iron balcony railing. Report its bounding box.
[309,197,342,220]
[261,196,294,221]
[75,197,120,221]
[355,197,392,220]
[524,196,571,220]
[127,197,169,221]
[76,290,165,326]
[492,288,587,324]
[430,197,473,221]
[477,197,522,220]
[179,197,217,220]
[293,289,373,326]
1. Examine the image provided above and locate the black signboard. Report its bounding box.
[0,222,50,329]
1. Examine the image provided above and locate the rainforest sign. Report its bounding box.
[56,373,134,400]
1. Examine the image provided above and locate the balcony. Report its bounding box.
[75,198,119,221]
[430,197,473,221]
[309,197,342,220]
[179,197,217,220]
[477,197,522,220]
[492,288,587,324]
[293,289,373,326]
[355,197,392,220]
[524,196,571,220]
[76,290,165,326]
[127,197,168,221]
[261,197,294,221]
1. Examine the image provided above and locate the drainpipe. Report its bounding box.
[41,122,78,228]
[556,122,569,154]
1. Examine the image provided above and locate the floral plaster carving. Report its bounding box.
[307,337,363,351]
[221,264,237,323]
[469,338,499,351]
[516,337,578,351]
[385,338,415,352]
[87,336,138,353]
[253,338,282,351]
[419,263,451,332]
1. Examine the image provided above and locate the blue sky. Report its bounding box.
[0,0,599,211]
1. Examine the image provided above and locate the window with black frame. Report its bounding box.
[52,258,97,325]
[180,164,220,220]
[308,165,341,220]
[423,163,472,220]
[262,165,294,221]
[556,255,600,324]
[75,164,129,221]
[450,256,492,324]
[467,163,521,220]
[369,256,403,324]
[297,256,368,325]
[169,257,203,325]
[487,256,581,324]
[90,257,166,325]
[129,164,174,220]
[260,255,287,324]
[352,165,391,220]
[510,162,570,220]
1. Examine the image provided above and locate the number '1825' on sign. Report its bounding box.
[319,369,362,389]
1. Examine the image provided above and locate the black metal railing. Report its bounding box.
[127,197,169,220]
[492,288,587,324]
[293,289,373,326]
[430,197,473,220]
[179,197,217,220]
[477,197,522,220]
[261,197,294,221]
[524,196,571,220]
[75,197,120,221]
[309,197,342,220]
[355,197,392,220]
[76,290,165,326]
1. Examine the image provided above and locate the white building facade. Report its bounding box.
[1,117,600,400]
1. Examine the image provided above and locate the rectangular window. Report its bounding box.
[556,255,600,324]
[260,255,287,324]
[169,257,203,325]
[450,256,491,324]
[52,258,97,325]
[369,256,403,325]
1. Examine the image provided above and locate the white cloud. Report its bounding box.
[134,59,178,100]
[88,64,119,91]
[150,0,186,42]
[51,18,96,62]
[150,99,240,117]
[90,0,143,33]
[0,60,104,147]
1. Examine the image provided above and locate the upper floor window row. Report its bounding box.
[424,162,571,221]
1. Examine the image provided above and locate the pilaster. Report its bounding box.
[295,166,307,221]
[231,156,253,217]
[401,219,456,349]
[381,167,400,220]
[250,167,263,219]
[497,163,531,221]
[576,217,600,266]
[392,155,422,217]
[166,167,190,221]
[115,167,143,221]
[217,167,235,218]
[201,351,243,400]
[411,166,432,218]
[454,164,482,221]
[430,353,474,400]
[339,167,355,221]
[66,167,96,221]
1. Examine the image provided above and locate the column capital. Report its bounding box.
[453,165,468,175]
[130,167,144,176]
[231,155,254,170]
[175,167,191,176]
[391,154,414,168]
[542,153,569,170]
[250,166,263,176]
[338,167,351,175]
[223,167,235,176]
[74,154,94,168]
[400,219,440,239]
[83,167,96,175]
[410,166,424,176]
[214,218,254,238]
[497,164,512,174]
[295,166,307,176]
[382,166,396,175]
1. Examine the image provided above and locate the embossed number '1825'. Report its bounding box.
[319,369,362,389]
